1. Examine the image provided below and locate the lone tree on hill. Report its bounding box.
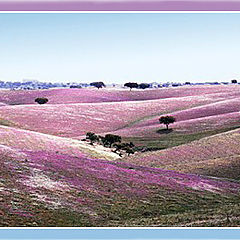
[231,79,238,84]
[124,82,138,91]
[35,97,48,105]
[159,116,176,130]
[90,82,106,89]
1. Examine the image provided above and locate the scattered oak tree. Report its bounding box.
[103,134,121,147]
[35,97,48,105]
[125,147,135,156]
[90,82,106,89]
[86,132,99,145]
[84,132,135,157]
[113,142,135,157]
[138,83,150,89]
[113,142,134,152]
[124,82,138,91]
[159,116,176,130]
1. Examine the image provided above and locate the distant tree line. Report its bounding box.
[90,82,106,89]
[89,81,152,91]
[124,82,151,91]
[70,85,82,89]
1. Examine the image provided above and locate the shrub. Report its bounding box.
[35,97,48,104]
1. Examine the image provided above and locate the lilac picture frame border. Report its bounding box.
[0,1,240,11]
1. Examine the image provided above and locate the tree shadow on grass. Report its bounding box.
[156,129,173,134]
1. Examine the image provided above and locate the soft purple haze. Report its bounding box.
[1,0,240,10]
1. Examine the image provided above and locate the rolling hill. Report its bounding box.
[2,85,240,226]
[1,125,240,226]
[0,94,219,137]
[121,128,240,180]
[0,84,239,105]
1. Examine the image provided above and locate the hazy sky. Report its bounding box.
[1,13,240,83]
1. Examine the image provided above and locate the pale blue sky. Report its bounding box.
[1,229,240,239]
[1,13,240,83]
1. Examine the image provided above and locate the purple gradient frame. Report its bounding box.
[0,1,240,11]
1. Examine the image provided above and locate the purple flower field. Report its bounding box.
[1,85,240,226]
[2,143,240,226]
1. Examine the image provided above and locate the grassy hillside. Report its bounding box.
[2,85,240,226]
[107,97,240,150]
[0,94,218,137]
[121,128,240,180]
[1,126,240,226]
[110,97,240,135]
